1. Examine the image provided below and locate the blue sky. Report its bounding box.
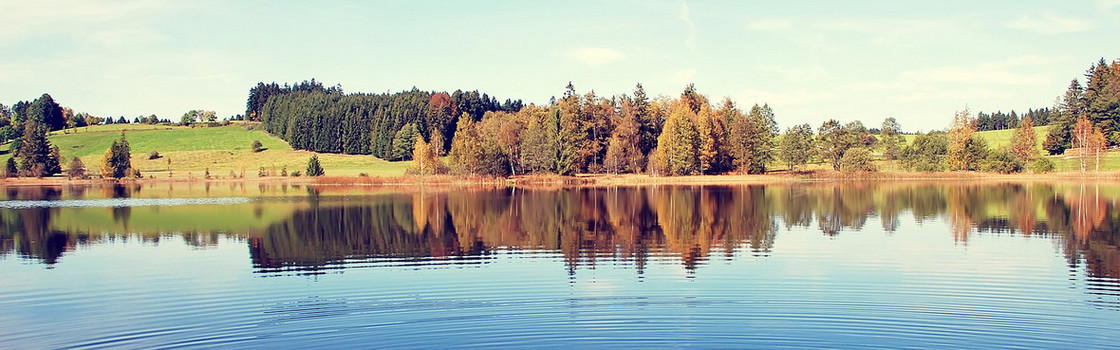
[1,0,1117,131]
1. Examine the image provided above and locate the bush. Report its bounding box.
[148,151,160,159]
[839,148,877,172]
[258,167,268,177]
[1030,157,1055,173]
[980,149,1024,174]
[251,140,263,153]
[290,170,301,177]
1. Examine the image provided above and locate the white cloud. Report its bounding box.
[1005,13,1092,34]
[747,19,792,31]
[568,47,625,66]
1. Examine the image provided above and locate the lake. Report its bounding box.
[1,182,1118,349]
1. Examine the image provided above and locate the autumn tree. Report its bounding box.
[1009,116,1038,162]
[409,137,447,175]
[603,97,644,174]
[1072,116,1096,172]
[947,108,983,171]
[779,123,814,171]
[653,102,700,175]
[449,114,485,174]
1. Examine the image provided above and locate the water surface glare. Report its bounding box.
[1,182,1118,349]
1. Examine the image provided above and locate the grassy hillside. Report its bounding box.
[3,124,411,178]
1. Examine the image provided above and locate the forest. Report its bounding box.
[245,57,1119,177]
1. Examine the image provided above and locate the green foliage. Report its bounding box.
[3,157,16,178]
[148,151,160,160]
[839,147,876,172]
[305,154,324,176]
[900,132,948,172]
[779,123,814,171]
[253,80,517,159]
[252,140,264,152]
[656,104,700,175]
[16,119,61,177]
[1030,157,1055,173]
[980,148,1024,174]
[817,119,862,170]
[99,132,133,179]
[728,103,776,174]
[27,93,65,131]
[879,117,904,160]
[390,123,419,161]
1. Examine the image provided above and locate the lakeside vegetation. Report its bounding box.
[0,57,1117,182]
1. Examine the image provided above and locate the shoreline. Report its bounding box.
[2,170,1119,187]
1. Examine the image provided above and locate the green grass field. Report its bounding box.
[3,124,411,178]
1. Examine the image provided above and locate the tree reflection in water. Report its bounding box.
[2,183,1119,290]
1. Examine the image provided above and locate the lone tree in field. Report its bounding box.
[67,157,86,179]
[100,132,133,178]
[251,140,263,152]
[306,154,324,176]
[1010,116,1038,163]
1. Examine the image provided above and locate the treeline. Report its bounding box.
[1043,58,1120,155]
[247,79,523,159]
[974,108,1054,131]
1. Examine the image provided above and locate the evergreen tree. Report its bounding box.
[3,157,16,178]
[306,154,324,176]
[99,132,133,178]
[390,123,419,161]
[15,119,61,177]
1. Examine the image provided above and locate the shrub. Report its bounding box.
[258,167,268,177]
[839,147,877,172]
[251,140,263,153]
[1030,158,1055,173]
[148,151,160,159]
[980,149,1024,174]
[290,170,301,177]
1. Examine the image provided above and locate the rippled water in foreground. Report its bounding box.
[2,182,1119,349]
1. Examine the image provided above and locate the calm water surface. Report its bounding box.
[1,182,1118,349]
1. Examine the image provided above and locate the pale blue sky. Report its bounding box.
[1,0,1117,131]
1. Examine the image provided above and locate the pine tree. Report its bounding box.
[15,119,60,177]
[390,123,419,161]
[306,154,324,176]
[100,132,133,178]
